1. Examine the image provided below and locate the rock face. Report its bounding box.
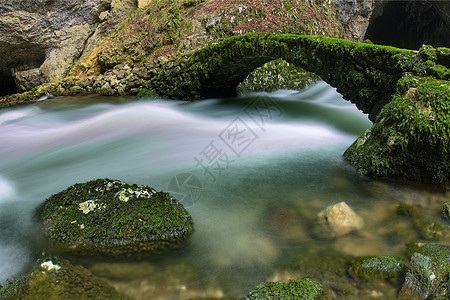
[334,0,374,41]
[0,0,137,94]
[37,179,194,255]
[317,202,364,237]
[0,0,377,97]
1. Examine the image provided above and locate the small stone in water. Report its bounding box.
[41,261,61,272]
[317,201,364,237]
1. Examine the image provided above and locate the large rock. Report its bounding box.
[36,179,194,255]
[334,0,374,41]
[0,0,137,93]
[399,244,450,299]
[344,74,450,189]
[0,257,131,299]
[317,202,364,238]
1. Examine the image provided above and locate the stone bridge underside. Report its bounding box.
[153,33,448,122]
[152,33,449,187]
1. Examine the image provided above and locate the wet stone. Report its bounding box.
[399,243,450,300]
[36,178,194,256]
[317,201,364,238]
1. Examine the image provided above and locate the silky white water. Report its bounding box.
[0,82,445,298]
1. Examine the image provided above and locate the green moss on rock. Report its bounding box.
[0,258,130,300]
[443,202,450,222]
[437,47,450,67]
[413,218,450,242]
[344,75,450,188]
[348,256,407,282]
[399,243,450,299]
[245,278,330,300]
[36,178,194,255]
[395,203,420,217]
[136,88,158,98]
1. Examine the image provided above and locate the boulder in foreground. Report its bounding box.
[0,258,131,300]
[36,178,194,255]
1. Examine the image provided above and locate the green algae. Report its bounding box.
[413,218,450,242]
[348,256,407,282]
[36,179,194,255]
[245,278,329,300]
[396,203,420,218]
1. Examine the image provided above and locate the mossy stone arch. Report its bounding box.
[151,33,450,188]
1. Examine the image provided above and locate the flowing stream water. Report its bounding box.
[0,81,448,299]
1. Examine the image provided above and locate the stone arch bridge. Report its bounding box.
[152,33,449,187]
[152,32,449,122]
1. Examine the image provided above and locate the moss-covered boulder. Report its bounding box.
[348,256,407,282]
[36,179,194,255]
[399,243,450,299]
[245,278,330,300]
[344,75,450,189]
[0,258,131,300]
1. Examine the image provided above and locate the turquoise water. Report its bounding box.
[0,82,447,298]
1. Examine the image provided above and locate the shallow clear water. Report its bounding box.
[0,82,448,298]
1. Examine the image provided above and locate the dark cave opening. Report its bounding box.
[0,71,18,97]
[365,1,450,49]
[0,43,47,97]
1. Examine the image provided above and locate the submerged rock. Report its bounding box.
[36,178,194,255]
[317,202,364,238]
[443,202,450,222]
[348,256,407,282]
[413,218,450,243]
[245,278,329,300]
[0,257,130,300]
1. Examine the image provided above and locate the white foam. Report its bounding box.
[0,108,38,126]
[0,102,350,161]
[0,177,15,203]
